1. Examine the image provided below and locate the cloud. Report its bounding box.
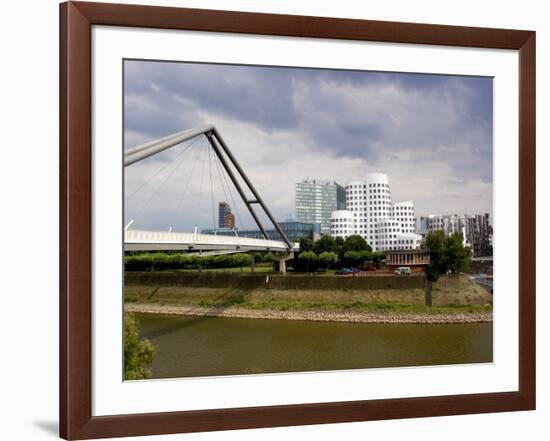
[123,60,493,230]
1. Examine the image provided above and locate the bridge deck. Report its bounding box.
[124,229,298,253]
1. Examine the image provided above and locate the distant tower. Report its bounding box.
[224,212,235,229]
[218,202,231,228]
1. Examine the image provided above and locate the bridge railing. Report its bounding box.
[125,229,298,252]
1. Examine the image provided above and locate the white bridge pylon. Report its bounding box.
[124,125,298,258]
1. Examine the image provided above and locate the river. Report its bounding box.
[135,313,493,379]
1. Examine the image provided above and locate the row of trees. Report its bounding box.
[124,236,382,273]
[294,232,471,276]
[125,252,258,271]
[425,231,471,281]
[292,234,385,272]
[298,234,373,256]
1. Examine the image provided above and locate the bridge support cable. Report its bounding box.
[197,138,207,204]
[130,135,201,224]
[175,137,204,217]
[176,136,208,232]
[125,137,197,202]
[207,143,217,229]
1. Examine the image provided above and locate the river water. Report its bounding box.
[135,313,493,379]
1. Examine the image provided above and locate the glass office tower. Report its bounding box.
[295,178,345,234]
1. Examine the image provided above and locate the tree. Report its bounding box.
[425,231,471,281]
[298,251,318,273]
[425,264,440,282]
[317,251,338,270]
[358,249,373,264]
[124,312,155,380]
[312,235,338,254]
[343,250,362,267]
[445,233,471,274]
[297,236,313,253]
[425,230,446,274]
[342,234,371,253]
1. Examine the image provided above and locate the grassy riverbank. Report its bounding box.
[124,274,492,323]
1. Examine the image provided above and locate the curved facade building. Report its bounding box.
[330,210,355,239]
[330,173,422,251]
[392,200,415,234]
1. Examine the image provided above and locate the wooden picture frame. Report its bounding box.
[60,1,536,439]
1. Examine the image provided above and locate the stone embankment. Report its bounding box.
[125,303,492,324]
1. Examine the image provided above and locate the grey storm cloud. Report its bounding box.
[123,59,493,231]
[124,61,299,139]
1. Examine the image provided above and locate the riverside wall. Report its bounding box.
[125,271,426,291]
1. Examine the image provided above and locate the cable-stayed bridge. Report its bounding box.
[124,125,298,271]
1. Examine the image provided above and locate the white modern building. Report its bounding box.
[330,173,422,251]
[330,210,355,239]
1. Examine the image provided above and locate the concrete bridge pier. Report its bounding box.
[272,252,294,274]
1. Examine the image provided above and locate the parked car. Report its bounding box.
[335,268,355,275]
[336,267,361,276]
[365,265,377,271]
[394,266,411,276]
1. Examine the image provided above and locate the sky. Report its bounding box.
[124,60,493,232]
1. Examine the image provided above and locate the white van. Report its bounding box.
[394,266,411,276]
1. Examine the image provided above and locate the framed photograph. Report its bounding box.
[60,1,535,439]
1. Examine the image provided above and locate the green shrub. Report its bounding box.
[151,252,170,270]
[124,252,256,271]
[124,312,155,380]
[125,253,155,271]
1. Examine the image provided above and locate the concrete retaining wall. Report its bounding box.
[125,271,426,291]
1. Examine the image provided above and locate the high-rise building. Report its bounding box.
[415,213,493,257]
[218,202,232,228]
[416,214,467,240]
[295,179,346,234]
[429,215,464,236]
[465,213,492,257]
[415,215,429,237]
[329,173,422,252]
[223,212,235,229]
